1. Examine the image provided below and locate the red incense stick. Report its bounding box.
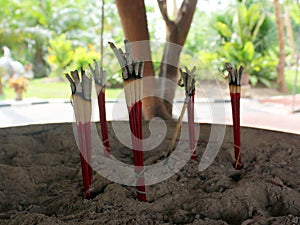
[109,40,147,201]
[89,60,111,157]
[234,85,241,169]
[66,69,93,198]
[98,90,110,157]
[134,74,146,201]
[77,123,90,194]
[226,63,243,169]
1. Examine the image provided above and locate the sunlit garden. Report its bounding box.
[0,0,299,100]
[0,1,300,224]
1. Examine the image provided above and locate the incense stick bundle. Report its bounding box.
[181,67,196,160]
[167,67,196,159]
[89,60,111,157]
[226,62,243,170]
[66,68,93,198]
[109,40,146,202]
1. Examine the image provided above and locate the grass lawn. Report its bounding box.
[1,68,299,101]
[285,68,300,94]
[0,77,123,100]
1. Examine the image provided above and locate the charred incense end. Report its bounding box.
[71,70,80,85]
[179,66,196,98]
[81,68,92,101]
[108,41,126,69]
[225,62,235,85]
[89,60,106,88]
[133,59,138,77]
[237,65,244,86]
[137,59,144,79]
[65,73,76,95]
[88,59,99,78]
[225,62,244,87]
[109,40,144,82]
[65,68,92,101]
[124,39,134,68]
[177,78,184,87]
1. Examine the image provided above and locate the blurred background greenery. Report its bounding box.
[0,0,299,99]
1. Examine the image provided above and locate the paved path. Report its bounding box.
[0,96,299,134]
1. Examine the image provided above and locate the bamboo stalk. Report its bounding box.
[109,40,146,201]
[65,69,93,198]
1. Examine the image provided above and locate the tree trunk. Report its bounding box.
[33,43,49,78]
[115,0,171,120]
[158,0,197,114]
[284,4,295,62]
[115,0,197,117]
[274,0,287,92]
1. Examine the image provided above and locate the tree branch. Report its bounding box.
[157,0,172,26]
[175,0,197,26]
[175,0,197,45]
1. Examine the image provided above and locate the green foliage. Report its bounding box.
[249,51,277,87]
[99,49,124,87]
[214,13,234,43]
[237,3,266,44]
[290,3,300,25]
[47,37,102,79]
[255,16,277,53]
[0,0,124,83]
[211,2,277,87]
[216,3,267,46]
[215,22,233,38]
[197,51,220,79]
[1,0,298,89]
[285,68,300,93]
[47,34,74,76]
[70,45,100,71]
[179,51,220,80]
[198,51,219,67]
[184,10,217,52]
